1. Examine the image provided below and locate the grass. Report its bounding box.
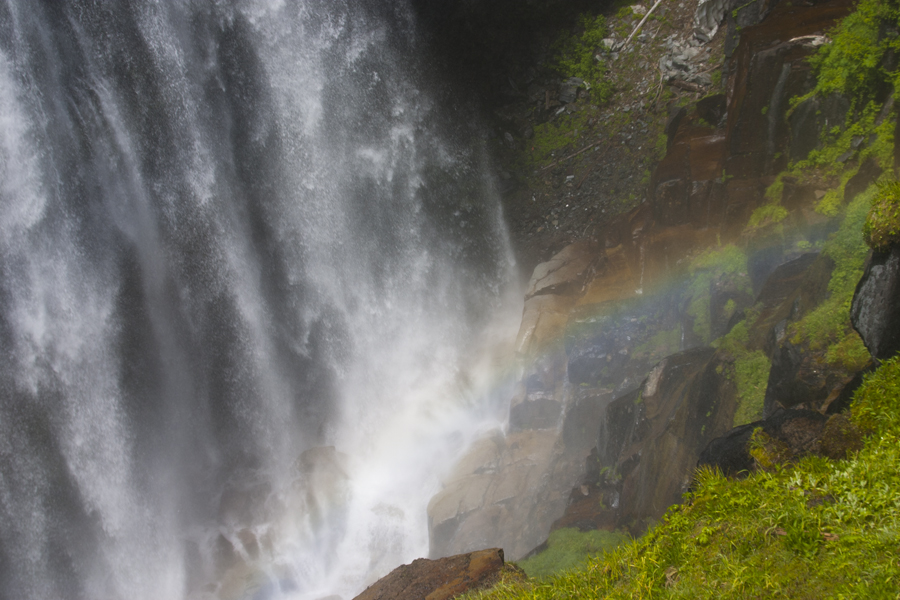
[460,358,900,600]
[516,528,630,579]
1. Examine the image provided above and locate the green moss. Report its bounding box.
[686,246,750,343]
[552,13,613,101]
[733,351,771,426]
[515,528,629,579]
[791,186,872,350]
[825,332,871,371]
[530,111,593,164]
[807,0,900,108]
[816,187,845,216]
[746,203,789,231]
[716,321,771,426]
[864,179,900,251]
[654,132,668,160]
[851,354,900,436]
[633,327,681,361]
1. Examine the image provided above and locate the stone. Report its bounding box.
[851,246,900,360]
[844,157,882,202]
[698,408,859,476]
[352,548,507,600]
[525,242,597,299]
[555,347,741,535]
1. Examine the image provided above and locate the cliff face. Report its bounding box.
[426,0,886,559]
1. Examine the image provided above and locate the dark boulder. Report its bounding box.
[851,246,900,360]
[698,408,833,476]
[352,548,510,600]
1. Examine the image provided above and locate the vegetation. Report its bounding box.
[806,0,900,108]
[715,320,772,426]
[686,245,751,343]
[790,187,871,357]
[529,110,595,164]
[551,13,614,101]
[516,528,629,579]
[864,179,900,251]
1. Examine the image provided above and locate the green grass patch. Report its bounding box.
[715,321,772,426]
[732,350,771,426]
[515,528,630,580]
[806,0,900,109]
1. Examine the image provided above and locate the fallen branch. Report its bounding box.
[538,141,601,172]
[620,0,665,52]
[668,79,704,93]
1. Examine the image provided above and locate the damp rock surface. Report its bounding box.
[352,548,509,600]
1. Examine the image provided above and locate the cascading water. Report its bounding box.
[0,2,519,599]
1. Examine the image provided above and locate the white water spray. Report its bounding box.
[0,2,520,599]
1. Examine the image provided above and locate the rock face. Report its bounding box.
[554,347,739,534]
[426,0,861,565]
[851,246,900,360]
[352,548,507,600]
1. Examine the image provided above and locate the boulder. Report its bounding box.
[851,246,900,360]
[352,548,508,600]
[525,242,597,299]
[698,409,862,477]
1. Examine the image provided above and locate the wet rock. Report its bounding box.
[556,347,740,534]
[428,425,577,560]
[726,0,854,179]
[844,157,882,203]
[747,252,825,351]
[559,78,584,104]
[789,94,851,162]
[696,94,727,127]
[525,242,597,299]
[352,548,507,600]
[698,409,860,477]
[851,246,900,360]
[565,293,687,393]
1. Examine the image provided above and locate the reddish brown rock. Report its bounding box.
[352,548,506,600]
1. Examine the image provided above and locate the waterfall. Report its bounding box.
[0,2,517,599]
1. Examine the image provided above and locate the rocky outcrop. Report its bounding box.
[352,548,510,600]
[553,347,739,534]
[428,386,611,559]
[698,409,863,476]
[851,246,900,360]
